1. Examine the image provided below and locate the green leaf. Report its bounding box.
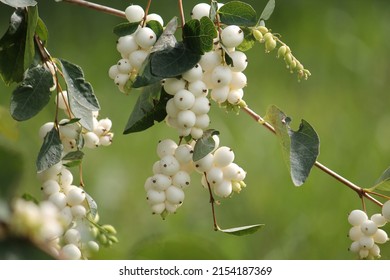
[35,17,48,45]
[21,193,39,204]
[132,57,162,89]
[265,105,320,186]
[366,167,390,192]
[24,5,38,70]
[236,27,256,51]
[150,42,201,78]
[183,17,217,55]
[36,127,63,173]
[0,0,36,8]
[193,129,220,162]
[219,224,264,236]
[62,150,84,161]
[63,160,82,168]
[10,65,53,121]
[0,9,27,85]
[85,192,98,219]
[209,1,219,22]
[0,140,23,200]
[259,0,276,21]
[146,20,163,39]
[113,22,139,37]
[218,1,258,27]
[123,83,171,134]
[59,59,100,131]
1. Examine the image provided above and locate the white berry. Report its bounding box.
[221,25,244,48]
[166,186,185,204]
[348,209,368,226]
[191,3,211,20]
[125,5,145,23]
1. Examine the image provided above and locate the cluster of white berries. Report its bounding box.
[144,139,193,215]
[163,64,211,139]
[347,205,390,259]
[108,5,163,92]
[144,135,247,216]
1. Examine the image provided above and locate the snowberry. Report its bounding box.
[146,13,164,26]
[211,86,229,103]
[159,155,181,176]
[116,35,138,56]
[373,229,389,244]
[199,51,222,72]
[191,3,211,20]
[64,228,81,245]
[195,114,210,129]
[370,244,381,258]
[147,189,166,204]
[360,220,378,236]
[58,120,79,139]
[182,64,203,83]
[348,226,363,241]
[174,144,193,164]
[56,91,69,110]
[211,65,232,87]
[60,206,73,226]
[227,88,244,105]
[191,97,211,115]
[71,205,87,218]
[174,89,196,110]
[84,132,100,149]
[371,214,387,227]
[108,65,119,79]
[59,168,73,187]
[99,133,113,146]
[151,174,172,191]
[60,244,81,260]
[157,139,178,158]
[349,241,360,253]
[66,188,86,206]
[359,236,374,249]
[114,74,129,87]
[177,110,197,129]
[166,186,185,204]
[348,209,368,226]
[382,200,390,221]
[206,167,224,185]
[129,49,149,70]
[49,192,67,209]
[221,25,244,48]
[42,180,60,196]
[117,58,132,74]
[165,201,178,214]
[172,171,191,188]
[163,78,186,95]
[214,146,235,167]
[166,99,180,117]
[230,71,247,89]
[214,180,233,198]
[191,127,204,139]
[359,248,369,259]
[188,80,208,97]
[228,51,248,72]
[39,122,55,140]
[135,27,157,49]
[125,5,145,23]
[194,153,214,173]
[151,203,166,215]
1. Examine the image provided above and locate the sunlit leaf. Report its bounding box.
[218,1,257,27]
[259,0,276,21]
[183,17,217,55]
[366,167,390,192]
[193,129,220,162]
[219,224,264,236]
[113,22,139,37]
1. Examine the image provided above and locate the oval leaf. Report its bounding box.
[219,224,264,236]
[193,129,220,162]
[218,1,258,27]
[236,27,256,52]
[123,83,171,134]
[10,65,53,121]
[36,127,63,173]
[366,167,390,192]
[183,17,217,55]
[259,0,276,21]
[113,22,140,37]
[265,105,320,186]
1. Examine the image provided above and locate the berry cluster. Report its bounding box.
[108,5,163,92]
[347,208,389,259]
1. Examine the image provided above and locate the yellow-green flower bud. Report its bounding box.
[263,32,273,42]
[108,235,119,243]
[98,233,108,245]
[232,181,242,193]
[257,26,269,35]
[277,45,287,58]
[285,53,294,65]
[102,224,117,235]
[253,29,263,42]
[265,37,277,53]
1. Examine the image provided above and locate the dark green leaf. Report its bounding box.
[259,0,276,21]
[35,17,48,45]
[62,150,84,161]
[132,57,162,89]
[236,27,256,51]
[0,0,36,8]
[0,9,27,85]
[59,118,80,126]
[146,20,164,39]
[21,193,39,204]
[59,59,100,131]
[367,167,390,192]
[36,127,63,173]
[63,160,82,168]
[123,83,171,134]
[0,238,55,260]
[183,17,217,55]
[24,5,38,70]
[219,224,264,236]
[193,129,220,162]
[0,140,23,200]
[150,42,201,78]
[85,192,98,219]
[113,22,139,37]
[265,105,320,186]
[218,1,258,27]
[10,65,53,121]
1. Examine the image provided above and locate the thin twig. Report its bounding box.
[178,0,185,29]
[204,172,219,231]
[61,0,126,18]
[241,105,383,208]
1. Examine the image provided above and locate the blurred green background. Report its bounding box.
[1,0,390,260]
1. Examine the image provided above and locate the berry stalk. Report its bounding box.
[61,0,126,18]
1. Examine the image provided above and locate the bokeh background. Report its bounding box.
[1,0,390,260]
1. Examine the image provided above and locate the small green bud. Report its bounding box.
[277,45,287,58]
[239,181,247,188]
[102,224,117,235]
[285,53,294,65]
[263,32,273,42]
[232,181,241,193]
[253,30,263,42]
[108,235,119,243]
[257,26,269,35]
[265,37,277,53]
[98,233,108,245]
[91,227,99,238]
[289,59,297,71]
